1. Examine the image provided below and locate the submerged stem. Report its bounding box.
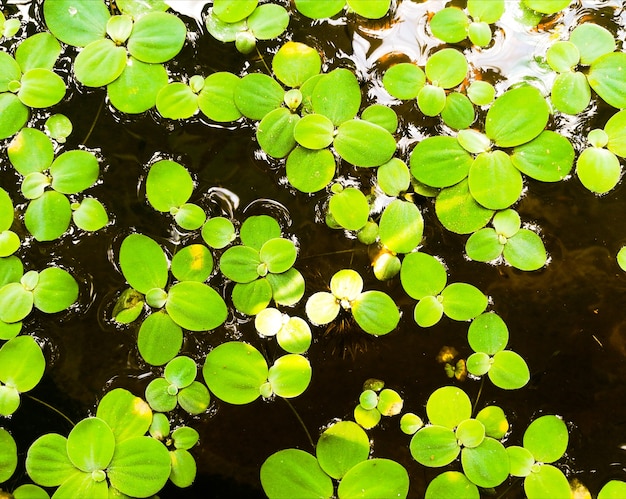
[282,398,315,450]
[300,249,359,260]
[472,376,485,417]
[82,97,104,145]
[26,394,75,427]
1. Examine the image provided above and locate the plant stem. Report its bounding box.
[26,394,75,427]
[472,376,485,417]
[282,398,315,450]
[82,97,104,145]
[300,249,358,260]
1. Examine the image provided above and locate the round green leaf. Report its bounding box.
[257,107,299,159]
[8,127,54,176]
[383,62,426,100]
[461,437,509,488]
[276,316,311,354]
[220,245,261,283]
[511,130,575,182]
[0,385,20,417]
[599,480,626,499]
[377,158,410,197]
[414,295,444,327]
[352,290,399,336]
[0,335,45,392]
[32,266,78,313]
[588,52,626,109]
[417,84,446,117]
[507,445,535,477]
[524,464,571,499]
[106,14,133,44]
[72,197,109,232]
[0,52,21,93]
[468,312,509,355]
[476,405,509,439]
[24,190,72,241]
[266,267,305,306]
[551,71,590,115]
[25,433,75,487]
[260,449,333,499]
[293,113,334,150]
[272,41,321,88]
[240,215,281,250]
[410,425,460,467]
[67,417,115,472]
[174,204,206,233]
[330,269,363,302]
[377,388,403,416]
[441,92,475,130]
[425,48,468,89]
[15,32,62,72]
[467,80,495,106]
[146,159,193,212]
[0,283,32,324]
[346,0,391,19]
[198,72,242,122]
[107,436,171,497]
[576,147,621,194]
[456,418,485,448]
[468,150,523,210]
[0,93,29,140]
[485,86,549,147]
[329,187,369,231]
[468,21,492,46]
[286,146,336,193]
[523,415,568,463]
[493,208,521,237]
[0,230,19,257]
[137,310,183,366]
[50,150,99,194]
[268,354,311,398]
[18,68,66,108]
[468,0,504,23]
[260,238,297,274]
[425,471,479,499]
[503,228,547,271]
[212,0,258,23]
[169,448,197,488]
[466,228,503,262]
[53,469,108,498]
[606,110,626,158]
[127,12,186,63]
[202,217,235,249]
[546,41,580,72]
[400,252,447,300]
[119,233,168,294]
[234,73,283,120]
[95,388,153,443]
[523,0,570,14]
[354,405,382,429]
[337,458,409,499]
[441,282,488,321]
[427,386,472,429]
[436,179,494,234]
[156,82,198,120]
[570,23,615,66]
[247,4,289,40]
[0,428,17,482]
[43,0,110,47]
[306,291,340,325]
[203,341,269,405]
[171,244,213,282]
[410,136,473,188]
[430,7,469,43]
[361,104,398,133]
[378,199,423,254]
[107,57,169,114]
[466,351,492,376]
[166,281,227,331]
[293,0,344,18]
[334,119,396,167]
[489,350,530,389]
[74,39,127,87]
[178,381,210,415]
[312,68,361,126]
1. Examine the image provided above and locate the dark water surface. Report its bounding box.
[3,0,626,498]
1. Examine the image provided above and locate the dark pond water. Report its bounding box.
[3,0,626,498]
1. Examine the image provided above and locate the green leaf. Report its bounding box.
[137,311,182,366]
[523,0,570,14]
[312,69,361,126]
[166,281,228,331]
[33,267,78,313]
[467,80,495,106]
[72,197,109,232]
[489,350,530,389]
[465,228,503,262]
[293,113,334,150]
[305,291,340,325]
[468,312,509,355]
[346,0,391,19]
[169,448,197,488]
[178,381,210,415]
[441,282,487,321]
[202,217,235,249]
[383,62,426,100]
[0,335,45,392]
[352,290,400,336]
[203,341,269,405]
[425,471,479,499]
[598,480,626,499]
[276,316,311,354]
[476,405,509,439]
[441,92,475,130]
[576,147,621,194]
[466,351,492,376]
[173,203,206,231]
[171,244,213,282]
[248,4,289,40]
[329,187,370,231]
[511,130,575,182]
[551,71,590,115]
[107,57,169,114]
[272,41,321,88]
[240,215,281,249]
[503,229,547,271]
[18,68,66,108]
[334,119,396,167]
[293,0,344,19]
[0,52,22,92]
[95,388,153,443]
[260,238,297,274]
[379,199,423,254]
[213,0,258,23]
[156,82,198,120]
[107,436,171,497]
[461,437,509,488]
[268,354,311,398]
[524,464,571,499]
[456,418,485,448]
[43,0,110,47]
[260,449,333,499]
[410,136,472,188]
[0,428,17,482]
[417,84,446,117]
[0,283,32,324]
[66,417,115,472]
[8,127,54,176]
[605,110,626,158]
[0,93,29,140]
[74,39,127,87]
[507,446,535,477]
[425,48,468,89]
[119,234,168,294]
[361,104,398,133]
[546,41,579,72]
[234,73,283,121]
[523,415,568,463]
[25,433,75,487]
[257,107,299,159]
[219,245,261,283]
[377,388,403,416]
[54,469,107,499]
[337,458,408,499]
[24,190,72,241]
[410,425,460,467]
[588,52,626,109]
[468,0,504,23]
[146,159,194,212]
[50,150,99,194]
[400,252,447,300]
[426,386,472,429]
[468,21,492,46]
[436,179,494,234]
[485,86,549,147]
[570,23,615,65]
[429,8,469,43]
[377,158,410,197]
[232,278,273,315]
[15,32,62,72]
[468,150,523,210]
[286,146,336,193]
[198,72,242,122]
[127,12,186,63]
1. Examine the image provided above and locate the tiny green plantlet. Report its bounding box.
[429,0,505,47]
[305,268,400,336]
[0,336,45,416]
[254,307,312,354]
[353,379,404,429]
